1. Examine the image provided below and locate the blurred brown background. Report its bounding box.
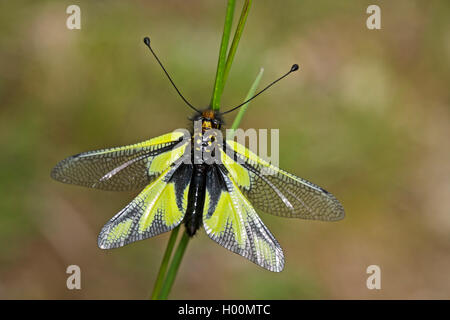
[1,0,449,299]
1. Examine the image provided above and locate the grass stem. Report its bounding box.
[150,225,180,299]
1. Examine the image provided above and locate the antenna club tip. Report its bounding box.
[291,64,299,72]
[143,37,151,46]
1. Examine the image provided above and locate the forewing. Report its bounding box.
[222,140,345,221]
[98,163,193,249]
[203,165,284,272]
[51,131,189,191]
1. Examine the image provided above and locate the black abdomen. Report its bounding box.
[184,164,207,236]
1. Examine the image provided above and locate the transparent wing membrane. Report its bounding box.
[222,140,345,221]
[51,132,188,191]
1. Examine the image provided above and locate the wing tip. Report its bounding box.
[98,243,110,250]
[254,249,285,273]
[332,198,346,221]
[50,162,62,180]
[97,233,111,250]
[50,156,75,182]
[330,206,346,221]
[97,233,123,250]
[271,263,285,273]
[267,254,285,273]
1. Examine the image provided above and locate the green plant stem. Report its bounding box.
[150,225,180,299]
[155,69,263,299]
[222,0,252,91]
[152,1,254,300]
[158,231,190,300]
[227,67,264,139]
[210,0,236,111]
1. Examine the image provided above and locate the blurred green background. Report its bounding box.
[1,0,449,299]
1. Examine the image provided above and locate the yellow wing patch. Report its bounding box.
[203,190,246,247]
[139,131,186,149]
[84,131,185,157]
[138,179,185,232]
[148,143,187,175]
[220,150,250,189]
[203,167,284,272]
[225,140,273,168]
[106,220,133,244]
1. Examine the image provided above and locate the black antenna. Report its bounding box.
[143,37,200,113]
[221,64,299,115]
